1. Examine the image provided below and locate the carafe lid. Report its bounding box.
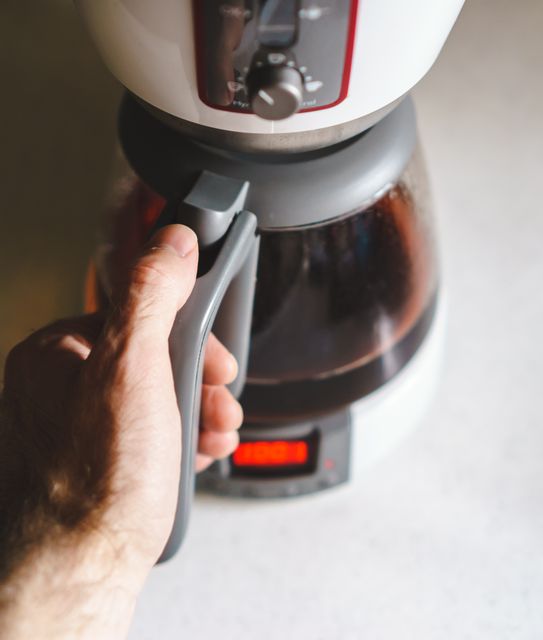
[120,95,416,230]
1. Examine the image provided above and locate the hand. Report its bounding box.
[0,225,243,639]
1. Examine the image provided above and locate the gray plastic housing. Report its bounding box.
[120,96,417,231]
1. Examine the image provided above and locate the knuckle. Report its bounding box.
[129,246,185,290]
[130,258,175,290]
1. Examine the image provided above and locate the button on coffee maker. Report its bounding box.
[76,0,465,559]
[247,63,304,120]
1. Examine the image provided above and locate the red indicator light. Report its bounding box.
[233,440,309,467]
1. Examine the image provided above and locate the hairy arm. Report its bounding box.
[0,398,145,640]
[0,225,243,638]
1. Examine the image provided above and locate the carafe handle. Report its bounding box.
[152,172,259,561]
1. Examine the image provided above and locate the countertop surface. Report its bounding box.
[1,1,542,639]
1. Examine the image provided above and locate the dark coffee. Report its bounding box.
[247,183,436,384]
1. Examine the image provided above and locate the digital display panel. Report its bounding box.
[234,440,308,466]
[231,432,319,478]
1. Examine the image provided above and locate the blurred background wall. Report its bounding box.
[0,0,120,366]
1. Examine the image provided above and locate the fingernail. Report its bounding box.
[226,352,239,382]
[151,225,198,258]
[233,401,244,429]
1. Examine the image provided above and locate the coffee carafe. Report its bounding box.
[77,0,464,560]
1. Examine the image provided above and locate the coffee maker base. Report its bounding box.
[198,294,446,499]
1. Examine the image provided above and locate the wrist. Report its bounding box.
[0,527,151,640]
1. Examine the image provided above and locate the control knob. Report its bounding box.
[246,64,304,121]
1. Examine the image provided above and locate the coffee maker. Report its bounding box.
[76,0,465,560]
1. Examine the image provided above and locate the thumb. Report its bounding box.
[107,224,199,344]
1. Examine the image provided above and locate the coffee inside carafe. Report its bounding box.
[250,182,434,382]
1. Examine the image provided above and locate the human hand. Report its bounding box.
[0,224,243,639]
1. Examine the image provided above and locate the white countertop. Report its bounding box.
[128,1,543,638]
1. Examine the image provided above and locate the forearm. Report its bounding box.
[0,400,149,639]
[0,534,144,640]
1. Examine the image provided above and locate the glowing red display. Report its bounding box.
[233,440,309,467]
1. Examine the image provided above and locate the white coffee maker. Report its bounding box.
[76,0,465,560]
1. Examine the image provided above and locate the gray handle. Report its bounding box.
[159,210,259,561]
[212,238,260,398]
